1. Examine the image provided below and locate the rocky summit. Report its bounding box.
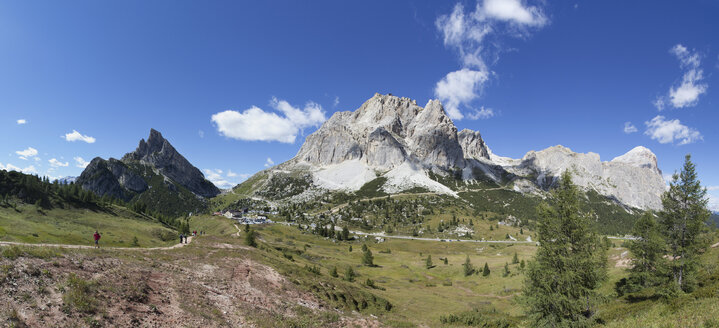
[76,129,219,215]
[275,93,665,210]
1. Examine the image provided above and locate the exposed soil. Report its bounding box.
[1,235,382,327]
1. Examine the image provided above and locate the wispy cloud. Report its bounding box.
[63,130,96,143]
[48,158,69,167]
[623,122,638,134]
[654,44,708,110]
[264,157,275,168]
[644,115,701,145]
[203,168,249,189]
[74,156,90,168]
[16,147,38,160]
[435,0,548,120]
[198,130,204,138]
[16,119,27,125]
[211,98,326,143]
[0,162,37,174]
[467,107,495,119]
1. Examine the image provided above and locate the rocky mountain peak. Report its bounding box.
[610,146,660,174]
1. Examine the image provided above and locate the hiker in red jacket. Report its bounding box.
[93,231,101,248]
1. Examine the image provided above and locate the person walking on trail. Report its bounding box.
[179,233,184,244]
[93,231,101,248]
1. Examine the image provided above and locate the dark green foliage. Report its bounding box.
[362,247,374,266]
[245,228,257,247]
[425,255,433,269]
[439,307,515,327]
[659,155,711,293]
[348,245,352,252]
[330,266,338,278]
[503,262,510,277]
[131,236,139,247]
[0,170,101,210]
[444,257,449,265]
[522,171,607,327]
[463,256,475,276]
[356,177,388,198]
[244,223,250,232]
[512,252,519,264]
[483,262,490,276]
[520,260,525,270]
[616,212,667,296]
[344,266,356,282]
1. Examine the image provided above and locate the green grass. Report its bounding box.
[0,204,177,247]
[189,214,238,236]
[254,224,535,326]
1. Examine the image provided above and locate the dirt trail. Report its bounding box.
[712,241,719,248]
[0,236,194,250]
[233,223,242,236]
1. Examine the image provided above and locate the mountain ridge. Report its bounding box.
[249,93,665,211]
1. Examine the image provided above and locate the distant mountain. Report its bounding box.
[242,93,664,211]
[76,129,219,216]
[710,212,719,227]
[57,176,77,184]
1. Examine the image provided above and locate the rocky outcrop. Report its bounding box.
[282,93,666,211]
[77,129,220,202]
[122,129,220,198]
[489,145,665,210]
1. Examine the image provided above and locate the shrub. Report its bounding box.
[62,273,98,314]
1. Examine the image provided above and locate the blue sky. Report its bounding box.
[1,1,718,209]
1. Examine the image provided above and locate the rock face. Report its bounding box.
[281,93,665,211]
[490,145,665,210]
[77,129,220,202]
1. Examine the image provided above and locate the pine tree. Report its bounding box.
[425,255,433,269]
[463,256,475,276]
[245,228,257,247]
[522,171,607,327]
[616,212,666,295]
[512,252,519,264]
[520,260,525,270]
[344,266,356,282]
[330,266,338,278]
[342,226,350,240]
[362,247,374,266]
[348,245,353,252]
[482,262,490,276]
[503,262,510,277]
[444,257,448,265]
[659,155,710,293]
[244,223,250,232]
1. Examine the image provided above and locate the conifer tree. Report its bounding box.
[503,262,510,277]
[522,171,607,327]
[330,266,338,278]
[344,266,356,282]
[362,247,374,266]
[425,255,433,269]
[463,256,474,276]
[512,252,519,264]
[245,228,257,247]
[482,262,490,276]
[659,155,710,293]
[616,212,666,295]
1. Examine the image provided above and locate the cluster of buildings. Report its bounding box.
[213,208,273,225]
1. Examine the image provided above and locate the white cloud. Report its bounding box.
[434,0,547,120]
[709,193,719,213]
[0,163,37,174]
[468,107,495,119]
[479,0,548,26]
[653,97,665,111]
[654,44,708,109]
[644,115,702,145]
[48,158,69,167]
[623,122,638,134]
[63,130,96,143]
[707,186,719,191]
[435,69,489,120]
[333,96,340,108]
[74,156,90,168]
[264,157,275,168]
[203,168,249,189]
[16,119,26,125]
[15,147,38,160]
[198,130,204,138]
[211,98,326,143]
